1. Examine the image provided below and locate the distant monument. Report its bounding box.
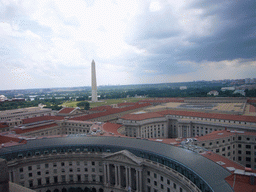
[91,60,98,102]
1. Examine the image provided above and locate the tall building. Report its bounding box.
[91,60,98,102]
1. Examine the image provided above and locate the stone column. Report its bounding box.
[106,163,110,186]
[118,165,121,187]
[103,163,107,185]
[128,167,131,189]
[125,166,129,189]
[115,165,118,186]
[139,169,142,191]
[164,124,167,138]
[178,126,182,138]
[136,169,139,191]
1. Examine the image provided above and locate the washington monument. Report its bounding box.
[91,60,98,102]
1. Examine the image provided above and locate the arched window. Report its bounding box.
[84,187,91,192]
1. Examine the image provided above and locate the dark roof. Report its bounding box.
[0,136,233,192]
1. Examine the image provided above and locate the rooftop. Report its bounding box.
[58,107,76,114]
[156,109,256,123]
[22,116,64,124]
[71,103,151,121]
[12,123,58,134]
[0,135,26,145]
[120,112,164,121]
[0,136,233,192]
[201,151,245,170]
[0,122,8,128]
[225,173,256,192]
[102,122,123,136]
[195,130,256,142]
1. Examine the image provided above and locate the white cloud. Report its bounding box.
[149,1,162,12]
[0,0,255,90]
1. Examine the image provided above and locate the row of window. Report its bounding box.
[17,147,109,158]
[174,115,250,125]
[147,183,183,192]
[20,174,103,188]
[146,171,183,192]
[20,166,104,179]
[19,161,102,173]
[64,123,91,127]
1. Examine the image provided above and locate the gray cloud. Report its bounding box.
[125,0,256,62]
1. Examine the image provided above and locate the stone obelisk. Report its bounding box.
[91,60,98,102]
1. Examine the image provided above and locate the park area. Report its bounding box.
[62,98,145,108]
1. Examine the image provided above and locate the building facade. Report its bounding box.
[0,137,235,192]
[118,110,256,139]
[193,131,256,170]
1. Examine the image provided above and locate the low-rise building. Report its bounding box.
[207,90,219,96]
[193,130,256,170]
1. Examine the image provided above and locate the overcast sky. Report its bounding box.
[1,0,256,90]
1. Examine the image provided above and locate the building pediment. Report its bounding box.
[104,150,143,166]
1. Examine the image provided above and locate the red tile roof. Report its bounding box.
[140,98,184,103]
[120,112,164,121]
[58,107,75,114]
[249,104,256,112]
[0,135,23,144]
[22,116,64,124]
[0,122,8,128]
[102,122,123,136]
[71,103,151,121]
[225,174,256,192]
[13,123,58,134]
[247,99,256,104]
[196,130,256,142]
[89,105,112,111]
[118,103,136,107]
[201,151,245,170]
[156,109,256,123]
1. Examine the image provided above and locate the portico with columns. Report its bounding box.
[103,150,143,192]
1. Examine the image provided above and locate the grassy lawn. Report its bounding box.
[62,98,146,108]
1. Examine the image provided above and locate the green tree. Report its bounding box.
[77,101,90,110]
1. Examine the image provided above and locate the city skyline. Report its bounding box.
[1,0,256,90]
